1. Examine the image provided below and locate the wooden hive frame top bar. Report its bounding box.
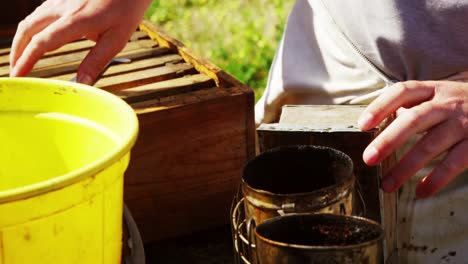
[0,20,253,113]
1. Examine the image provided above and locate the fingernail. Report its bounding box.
[363,146,379,165]
[381,177,395,192]
[358,112,374,130]
[77,74,93,85]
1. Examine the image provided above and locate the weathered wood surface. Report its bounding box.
[279,104,366,131]
[118,74,215,104]
[257,105,397,262]
[51,54,184,82]
[126,90,254,241]
[0,40,95,66]
[0,46,11,56]
[95,62,196,92]
[0,31,167,77]
[0,20,256,242]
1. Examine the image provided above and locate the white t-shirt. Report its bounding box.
[256,0,468,124]
[255,1,468,263]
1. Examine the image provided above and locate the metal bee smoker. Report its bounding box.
[231,105,397,264]
[231,145,357,263]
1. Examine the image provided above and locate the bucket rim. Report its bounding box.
[254,213,384,251]
[0,77,139,203]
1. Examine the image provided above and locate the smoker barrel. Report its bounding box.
[232,145,357,264]
[255,213,383,264]
[242,145,355,225]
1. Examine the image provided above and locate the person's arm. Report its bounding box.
[9,0,152,85]
[358,80,468,198]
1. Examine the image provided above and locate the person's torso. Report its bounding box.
[320,0,468,81]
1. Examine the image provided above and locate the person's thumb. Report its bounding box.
[77,30,128,85]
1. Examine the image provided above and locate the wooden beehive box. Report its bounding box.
[0,20,256,242]
[257,105,397,261]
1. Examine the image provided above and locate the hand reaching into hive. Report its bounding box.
[358,80,468,198]
[9,0,152,85]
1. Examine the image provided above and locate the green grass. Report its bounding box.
[145,0,294,101]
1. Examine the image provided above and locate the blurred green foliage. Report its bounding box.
[145,0,294,101]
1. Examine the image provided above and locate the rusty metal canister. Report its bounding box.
[242,145,355,226]
[254,213,383,264]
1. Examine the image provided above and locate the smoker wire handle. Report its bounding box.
[245,218,257,264]
[231,192,255,264]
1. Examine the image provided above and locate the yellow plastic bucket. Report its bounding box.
[0,78,138,263]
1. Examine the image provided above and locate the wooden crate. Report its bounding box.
[0,20,256,242]
[257,105,397,261]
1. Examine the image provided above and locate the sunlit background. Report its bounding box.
[145,0,294,102]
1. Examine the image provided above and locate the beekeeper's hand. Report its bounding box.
[9,0,152,85]
[358,81,468,198]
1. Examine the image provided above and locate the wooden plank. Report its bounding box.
[125,90,255,241]
[101,54,182,77]
[51,54,183,82]
[1,47,173,78]
[95,62,196,92]
[131,84,253,114]
[130,31,149,41]
[118,74,214,103]
[0,30,150,63]
[157,86,224,108]
[1,43,104,67]
[279,105,366,131]
[30,39,156,69]
[0,64,9,76]
[131,86,228,112]
[43,40,95,57]
[0,41,95,67]
[0,38,156,69]
[0,45,11,56]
